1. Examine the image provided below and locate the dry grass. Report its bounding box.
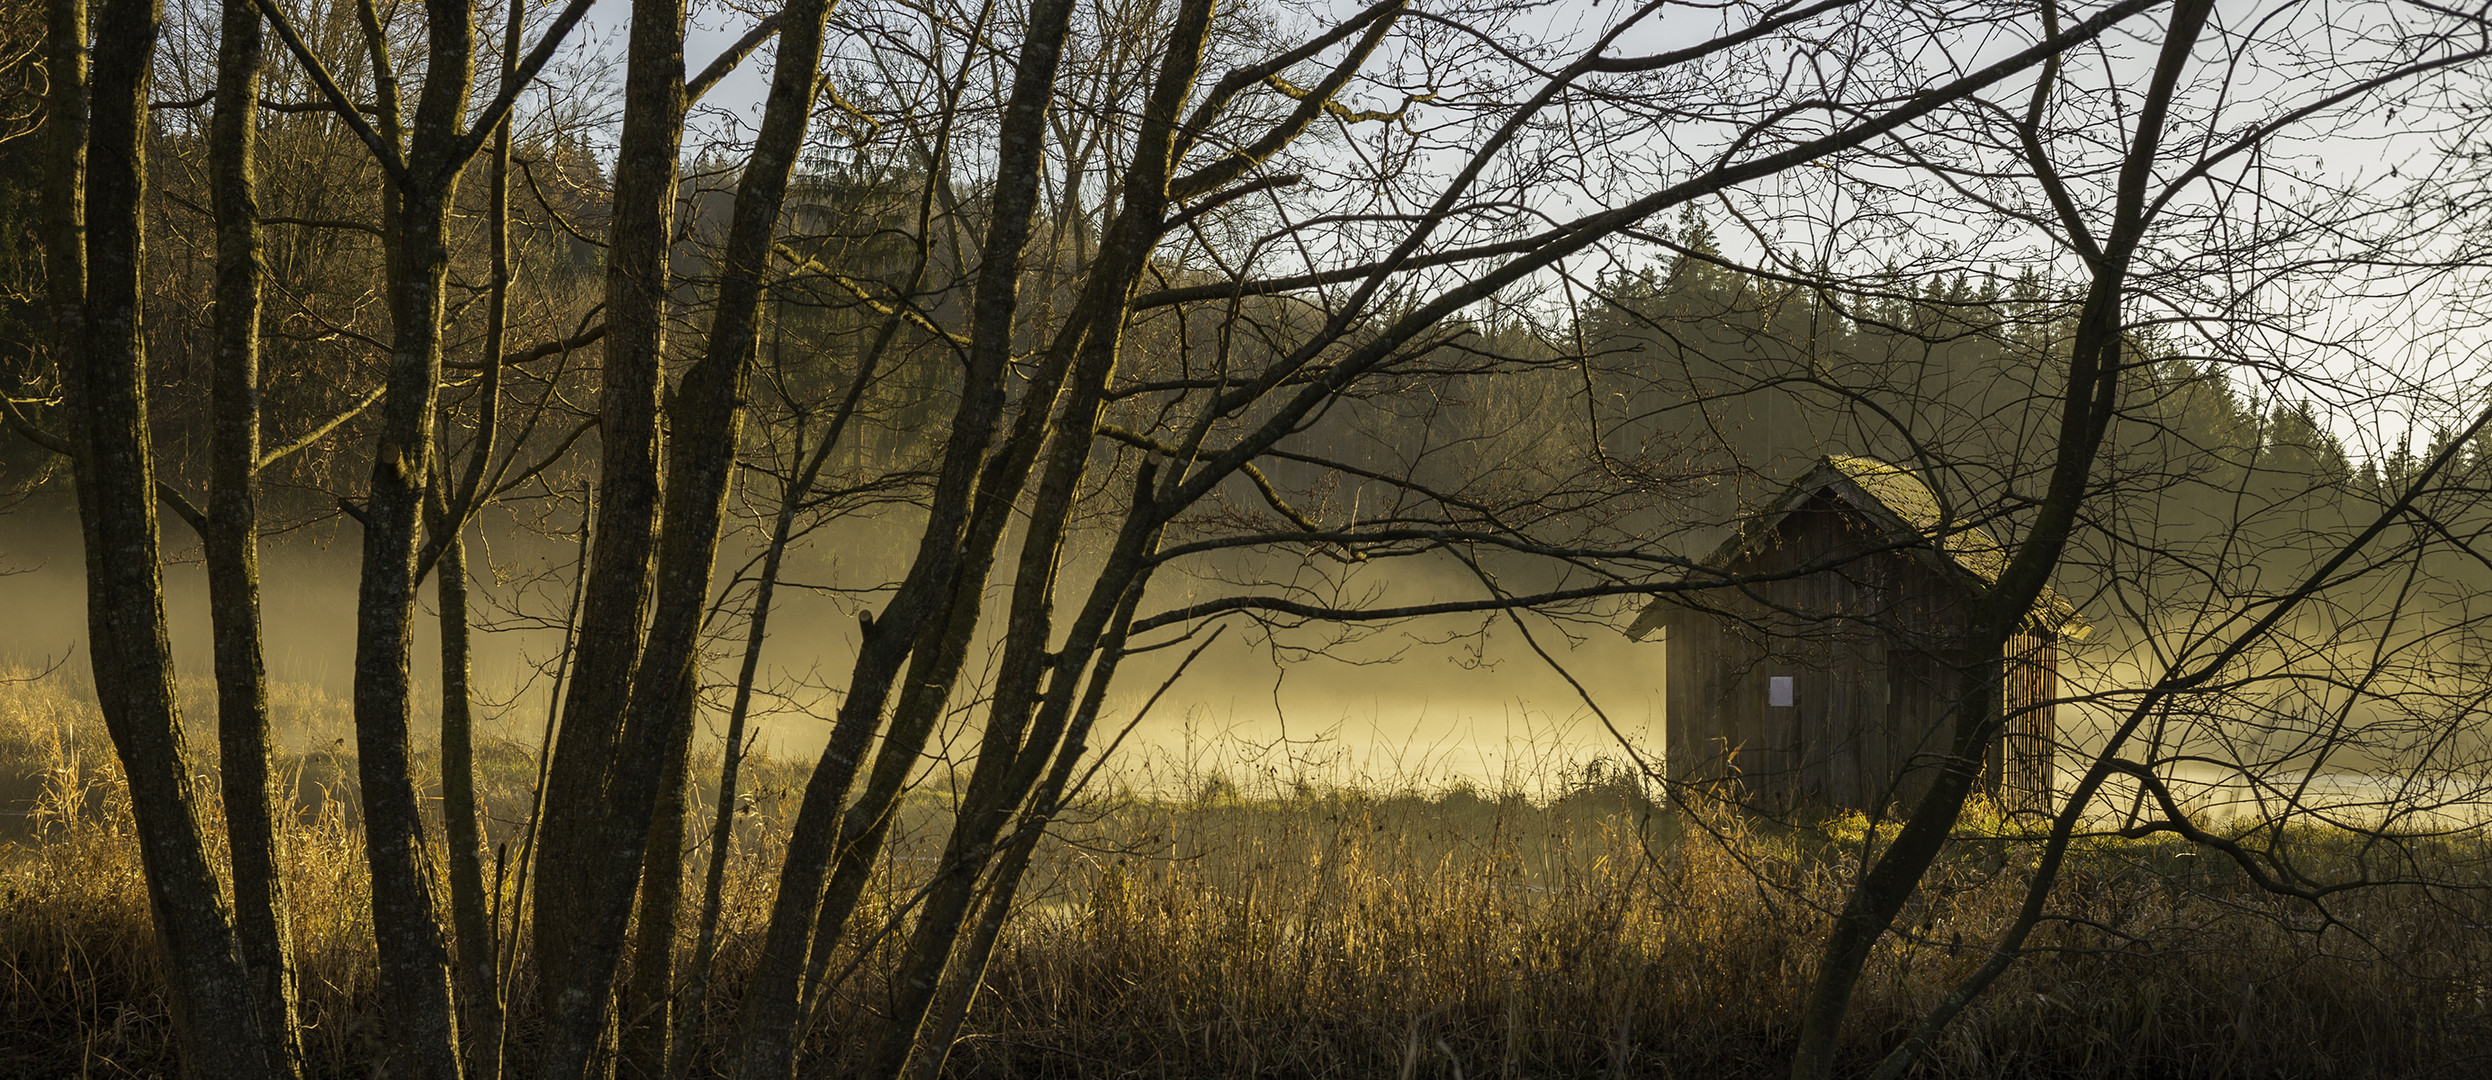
[6,669,2492,1078]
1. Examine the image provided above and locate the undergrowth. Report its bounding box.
[5,668,2491,1078]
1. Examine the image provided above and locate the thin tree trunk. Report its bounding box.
[692,264,931,1064]
[889,580,1158,1080]
[355,184,467,1080]
[583,0,839,1057]
[732,8,1083,1074]
[866,450,1167,1076]
[793,565,990,1018]
[672,560,780,1078]
[1784,670,1998,1080]
[436,6,520,1075]
[541,0,832,1070]
[54,0,277,1072]
[530,0,681,1059]
[206,0,303,1073]
[1783,9,2212,1077]
[793,209,1139,1074]
[786,3,1275,1020]
[438,528,503,1080]
[621,676,695,1079]
[866,10,1212,1064]
[675,371,871,1077]
[894,767,1065,1080]
[891,830,1029,1080]
[791,391,1114,1017]
[498,487,594,1070]
[829,15,1406,1059]
[350,0,480,1071]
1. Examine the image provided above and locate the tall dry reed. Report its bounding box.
[5,670,2491,1078]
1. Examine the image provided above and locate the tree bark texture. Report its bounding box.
[539,0,834,1071]
[55,0,279,1073]
[205,0,304,1074]
[530,0,681,1061]
[620,679,694,1079]
[437,530,503,1080]
[732,5,1083,1073]
[434,7,520,1076]
[350,0,479,1074]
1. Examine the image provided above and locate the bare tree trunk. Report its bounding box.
[1784,669,1998,1080]
[435,7,520,1076]
[355,182,467,1080]
[865,4,1213,1066]
[672,542,782,1079]
[1783,7,2212,1077]
[540,0,831,1072]
[52,0,277,1073]
[350,0,480,1073]
[891,833,1028,1080]
[865,434,1170,1072]
[206,0,303,1074]
[498,488,594,1071]
[792,557,1000,1017]
[674,378,870,1077]
[699,58,976,1058]
[620,676,694,1079]
[731,7,1082,1074]
[889,577,1159,1080]
[689,298,912,1051]
[780,7,1416,1049]
[530,0,681,1060]
[895,725,1091,1080]
[438,528,502,1080]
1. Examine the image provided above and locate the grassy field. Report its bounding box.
[5,667,2492,1078]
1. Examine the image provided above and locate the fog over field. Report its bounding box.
[22,0,2492,1075]
[0,501,1664,791]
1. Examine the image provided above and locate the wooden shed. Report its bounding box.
[1627,456,2082,811]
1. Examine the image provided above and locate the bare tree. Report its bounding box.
[1751,3,2492,1074]
[253,0,597,1073]
[38,0,279,1072]
[691,1,2188,1076]
[50,2,2492,1078]
[204,0,303,1074]
[1557,1,2492,1073]
[530,0,840,1071]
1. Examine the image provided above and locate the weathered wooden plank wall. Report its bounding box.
[2001,630,2057,810]
[1654,490,2060,813]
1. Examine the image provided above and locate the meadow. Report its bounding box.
[5,666,2490,1079]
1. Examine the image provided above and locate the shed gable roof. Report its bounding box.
[1630,455,2081,638]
